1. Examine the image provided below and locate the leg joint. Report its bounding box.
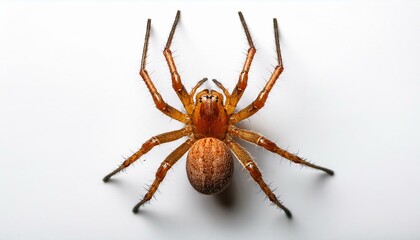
[253,90,268,109]
[245,162,262,180]
[156,162,171,181]
[257,137,277,151]
[163,49,172,56]
[152,93,167,110]
[248,47,256,54]
[171,73,183,91]
[237,72,249,90]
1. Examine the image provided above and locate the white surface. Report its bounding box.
[1,1,420,239]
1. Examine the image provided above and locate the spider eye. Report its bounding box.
[216,96,219,102]
[199,97,202,103]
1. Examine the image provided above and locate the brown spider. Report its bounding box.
[103,10,334,218]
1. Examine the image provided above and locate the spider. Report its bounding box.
[103,10,334,218]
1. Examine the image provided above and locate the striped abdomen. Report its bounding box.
[186,138,233,195]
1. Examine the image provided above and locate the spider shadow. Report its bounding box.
[317,171,335,182]
[308,170,336,195]
[213,178,237,210]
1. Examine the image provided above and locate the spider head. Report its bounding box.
[192,89,228,139]
[194,89,225,120]
[195,89,224,106]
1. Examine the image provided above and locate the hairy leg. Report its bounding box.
[103,128,190,182]
[226,138,292,218]
[163,11,195,114]
[132,139,194,213]
[139,18,189,123]
[225,12,256,115]
[229,126,334,175]
[230,18,284,124]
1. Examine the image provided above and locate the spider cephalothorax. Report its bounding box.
[103,10,334,218]
[192,89,228,139]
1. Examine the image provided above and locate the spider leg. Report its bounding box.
[163,10,195,114]
[230,18,284,124]
[229,126,334,175]
[226,139,292,218]
[139,18,190,124]
[103,128,190,182]
[133,139,194,213]
[225,12,256,115]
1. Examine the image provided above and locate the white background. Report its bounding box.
[1,1,420,239]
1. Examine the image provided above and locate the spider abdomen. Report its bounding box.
[186,137,233,195]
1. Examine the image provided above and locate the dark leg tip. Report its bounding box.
[102,175,111,182]
[275,200,293,219]
[132,206,139,214]
[325,169,335,176]
[103,168,122,182]
[133,200,146,213]
[284,208,293,219]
